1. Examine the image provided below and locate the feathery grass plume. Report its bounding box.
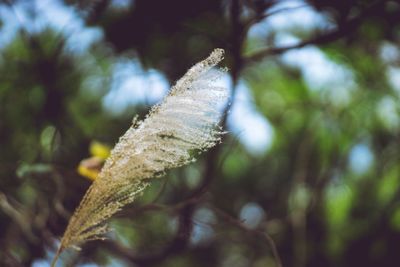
[51,48,228,266]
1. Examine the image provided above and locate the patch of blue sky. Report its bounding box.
[33,260,101,267]
[227,81,274,155]
[0,0,102,54]
[0,4,22,49]
[348,143,374,175]
[34,0,78,33]
[32,259,52,267]
[275,34,356,107]
[31,240,66,267]
[102,59,170,114]
[239,202,265,229]
[35,0,103,54]
[387,67,400,94]
[380,41,400,64]
[379,42,400,97]
[276,33,354,90]
[248,0,333,39]
[34,256,103,266]
[267,0,333,32]
[111,0,134,9]
[376,96,400,131]
[190,208,216,245]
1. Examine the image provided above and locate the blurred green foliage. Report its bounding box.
[1,0,400,267]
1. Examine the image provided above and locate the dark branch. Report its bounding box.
[245,0,387,63]
[211,206,283,267]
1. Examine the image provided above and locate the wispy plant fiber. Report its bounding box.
[52,49,228,265]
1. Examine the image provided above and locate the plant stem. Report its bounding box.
[51,246,63,267]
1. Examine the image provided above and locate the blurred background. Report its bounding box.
[1,0,400,266]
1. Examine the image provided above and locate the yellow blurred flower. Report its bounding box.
[89,141,111,160]
[77,141,111,181]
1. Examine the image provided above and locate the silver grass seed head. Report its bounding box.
[56,48,229,255]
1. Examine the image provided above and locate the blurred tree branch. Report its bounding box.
[210,205,283,267]
[245,0,387,63]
